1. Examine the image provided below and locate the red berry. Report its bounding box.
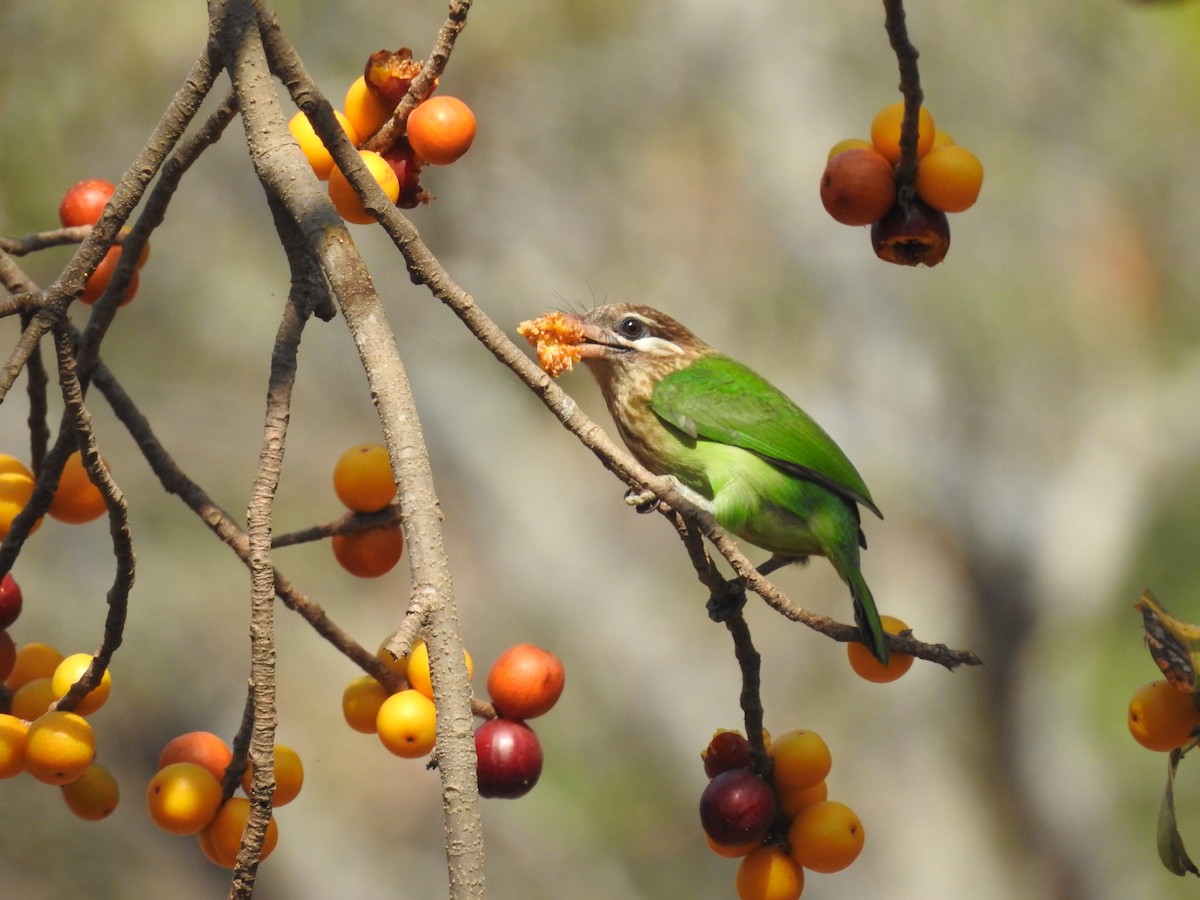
[702,730,752,779]
[871,198,951,267]
[0,573,21,630]
[475,718,543,799]
[699,768,775,847]
[381,144,430,209]
[820,148,896,226]
[59,179,116,228]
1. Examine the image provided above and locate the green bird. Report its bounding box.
[567,303,889,663]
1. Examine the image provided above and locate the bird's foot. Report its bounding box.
[623,487,660,514]
[757,554,808,579]
[707,578,748,622]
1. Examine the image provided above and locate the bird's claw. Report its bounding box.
[757,554,808,578]
[623,488,660,514]
[707,578,747,622]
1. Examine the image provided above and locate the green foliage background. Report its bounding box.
[3,0,1200,897]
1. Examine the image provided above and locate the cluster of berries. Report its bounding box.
[0,450,108,539]
[699,728,865,900]
[820,102,983,266]
[147,730,302,868]
[57,178,150,306]
[330,443,405,578]
[1,576,118,820]
[289,48,477,225]
[342,641,564,799]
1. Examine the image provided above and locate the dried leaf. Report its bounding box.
[1158,748,1200,876]
[1136,590,1200,691]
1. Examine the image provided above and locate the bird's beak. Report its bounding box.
[566,315,628,360]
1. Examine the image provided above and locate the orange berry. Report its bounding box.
[331,523,404,577]
[6,641,63,691]
[61,762,120,820]
[827,138,874,162]
[1128,680,1200,752]
[25,709,95,785]
[778,780,828,820]
[288,110,359,180]
[929,129,955,151]
[328,149,401,225]
[820,148,896,227]
[0,713,28,778]
[332,444,396,513]
[344,75,395,142]
[59,179,116,228]
[914,144,984,213]
[10,677,56,721]
[870,101,935,165]
[705,832,761,858]
[146,761,223,834]
[406,96,476,165]
[342,675,390,734]
[787,800,865,873]
[736,845,805,900]
[376,688,437,758]
[0,454,38,540]
[80,245,139,306]
[48,451,107,524]
[51,653,112,716]
[158,731,233,782]
[199,797,279,868]
[847,615,915,683]
[241,743,304,806]
[376,639,408,678]
[769,730,831,792]
[486,643,565,720]
[406,639,474,701]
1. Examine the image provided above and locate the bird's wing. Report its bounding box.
[650,355,881,517]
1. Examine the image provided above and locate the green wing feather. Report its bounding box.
[650,355,881,518]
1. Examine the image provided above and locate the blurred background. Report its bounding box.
[2,0,1200,897]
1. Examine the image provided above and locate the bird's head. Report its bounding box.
[568,304,712,389]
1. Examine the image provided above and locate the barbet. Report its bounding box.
[567,304,889,663]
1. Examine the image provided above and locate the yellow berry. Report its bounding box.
[61,762,120,820]
[915,144,984,213]
[10,676,56,721]
[332,444,396,513]
[376,688,437,758]
[736,845,805,900]
[0,454,37,539]
[847,616,915,683]
[787,800,865,873]
[51,653,112,716]
[826,138,874,162]
[199,798,279,868]
[0,713,28,778]
[328,149,400,225]
[6,641,63,691]
[288,110,359,180]
[241,743,304,806]
[342,674,389,734]
[344,75,395,141]
[769,730,831,792]
[778,780,828,820]
[870,101,935,165]
[47,451,107,524]
[146,762,223,834]
[1128,680,1200,752]
[406,639,474,701]
[25,709,95,785]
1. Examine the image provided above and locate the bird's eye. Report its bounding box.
[617,316,649,340]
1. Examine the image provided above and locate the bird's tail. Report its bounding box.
[848,569,889,665]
